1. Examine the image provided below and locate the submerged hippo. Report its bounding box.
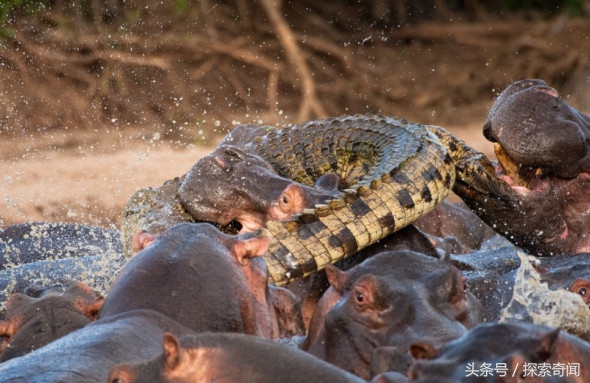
[0,282,103,362]
[456,79,590,256]
[0,222,121,269]
[108,332,368,383]
[414,199,498,255]
[99,223,304,339]
[409,322,590,383]
[302,249,482,379]
[0,309,195,383]
[0,222,124,311]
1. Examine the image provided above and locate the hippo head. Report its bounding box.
[304,250,481,379]
[178,145,340,232]
[409,322,590,383]
[0,282,103,361]
[456,79,590,255]
[484,79,590,181]
[119,224,303,340]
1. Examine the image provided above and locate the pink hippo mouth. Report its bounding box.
[492,142,550,196]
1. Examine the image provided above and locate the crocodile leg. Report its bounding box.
[426,125,517,201]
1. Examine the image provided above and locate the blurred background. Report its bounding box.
[1,0,590,229]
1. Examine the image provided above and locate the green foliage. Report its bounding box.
[0,0,47,37]
[174,0,189,13]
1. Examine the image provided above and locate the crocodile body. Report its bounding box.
[121,114,511,285]
[229,114,509,285]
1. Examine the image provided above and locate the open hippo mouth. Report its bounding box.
[483,79,590,193]
[454,79,590,256]
[491,142,550,192]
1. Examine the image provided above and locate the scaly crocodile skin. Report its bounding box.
[234,114,511,285]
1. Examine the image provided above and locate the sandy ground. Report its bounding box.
[0,121,494,231]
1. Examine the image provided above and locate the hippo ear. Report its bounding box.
[503,353,528,378]
[4,293,33,312]
[536,328,560,361]
[0,319,16,338]
[77,297,105,320]
[409,342,439,360]
[132,230,157,253]
[233,236,269,264]
[215,146,247,170]
[314,173,341,192]
[162,333,182,372]
[325,263,348,294]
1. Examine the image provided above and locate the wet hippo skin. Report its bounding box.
[99,223,304,340]
[409,322,590,383]
[0,309,196,383]
[108,332,368,383]
[0,282,103,362]
[302,249,482,379]
[178,144,341,233]
[456,79,590,256]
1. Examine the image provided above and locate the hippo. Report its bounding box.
[302,249,482,379]
[455,79,590,256]
[0,252,124,313]
[107,332,368,383]
[414,199,498,255]
[121,146,341,257]
[0,222,122,269]
[0,282,103,362]
[409,322,590,383]
[178,144,342,233]
[99,223,305,339]
[0,309,195,383]
[286,223,441,330]
[0,222,125,312]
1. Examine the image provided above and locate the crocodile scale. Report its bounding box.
[235,114,469,285]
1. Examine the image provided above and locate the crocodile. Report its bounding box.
[122,114,515,286]
[230,115,514,285]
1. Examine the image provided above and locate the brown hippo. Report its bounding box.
[0,282,103,362]
[99,223,304,339]
[178,144,341,233]
[121,145,340,257]
[409,322,590,383]
[414,199,499,255]
[0,309,195,383]
[286,223,441,331]
[107,332,368,383]
[455,79,590,256]
[302,249,482,379]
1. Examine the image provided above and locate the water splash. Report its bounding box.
[500,250,590,338]
[0,222,126,314]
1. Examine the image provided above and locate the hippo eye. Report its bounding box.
[355,291,365,303]
[578,287,587,297]
[282,196,289,204]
